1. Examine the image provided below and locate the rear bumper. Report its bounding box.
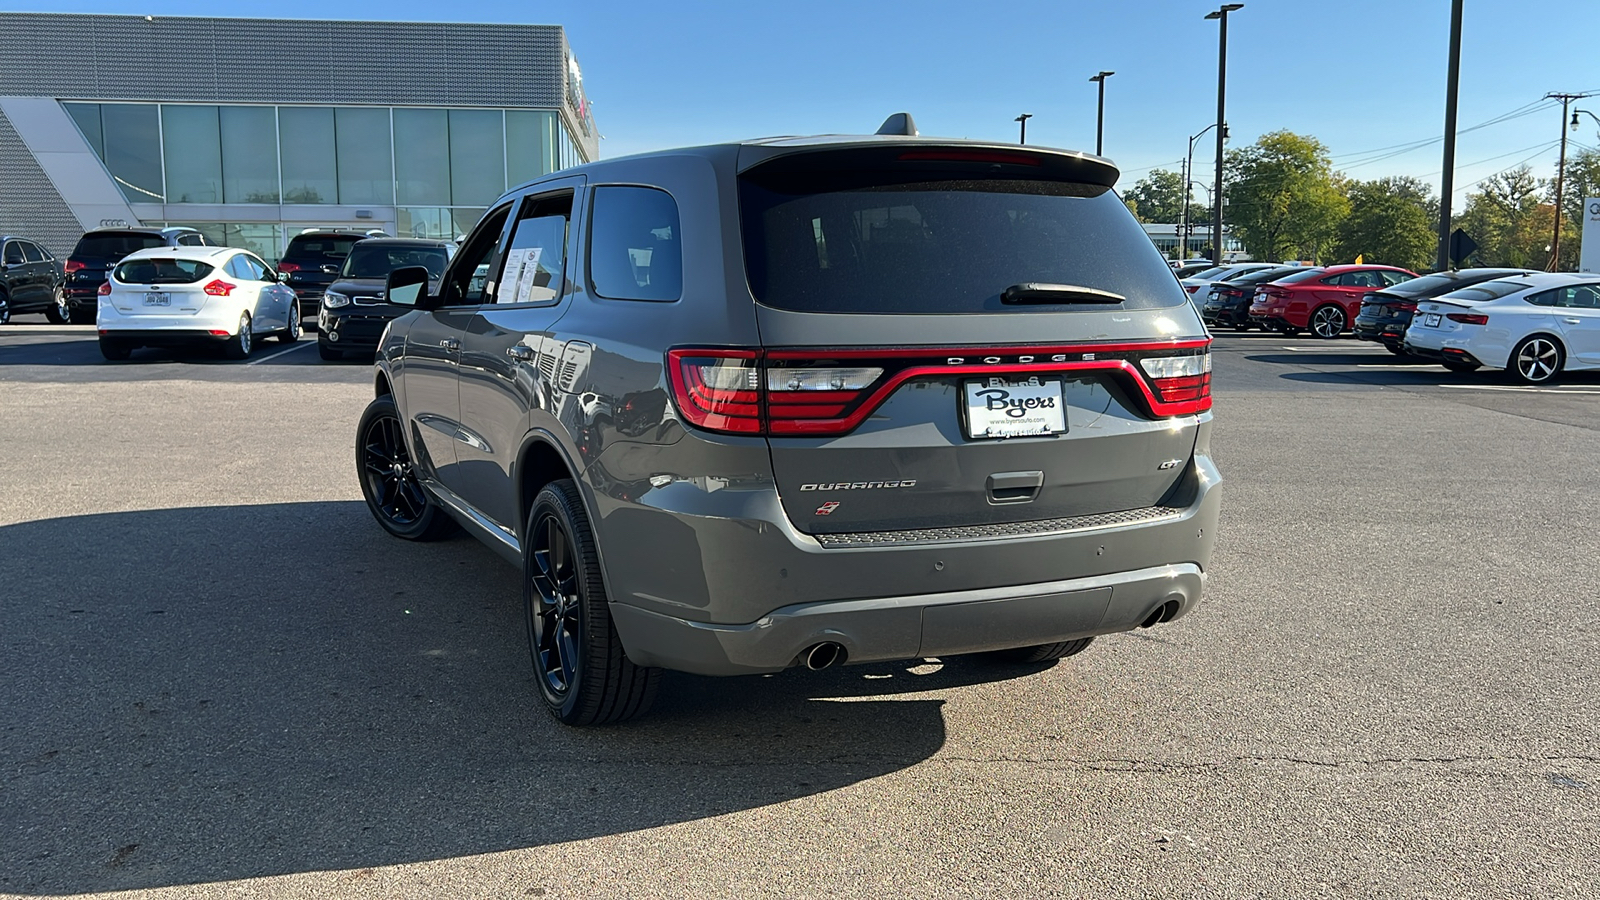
[1353,320,1406,344]
[96,328,233,345]
[612,563,1204,676]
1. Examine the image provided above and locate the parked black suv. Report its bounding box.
[1352,267,1537,354]
[63,227,208,324]
[317,238,453,360]
[356,119,1221,725]
[279,229,388,323]
[0,235,67,324]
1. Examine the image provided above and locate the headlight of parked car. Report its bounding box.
[323,291,350,309]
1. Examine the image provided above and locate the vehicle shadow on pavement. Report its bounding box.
[0,501,1018,895]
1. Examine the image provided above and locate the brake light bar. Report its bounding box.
[97,281,111,296]
[896,150,1043,166]
[276,261,301,272]
[667,341,1212,437]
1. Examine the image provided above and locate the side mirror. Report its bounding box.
[385,265,432,308]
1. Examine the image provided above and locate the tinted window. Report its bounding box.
[284,236,361,262]
[1335,271,1384,288]
[239,254,270,281]
[500,194,572,304]
[114,258,215,284]
[1450,279,1533,303]
[1382,271,1463,296]
[741,176,1181,313]
[1231,267,1301,285]
[1552,285,1600,309]
[589,186,682,302]
[3,243,23,265]
[341,244,451,279]
[177,233,205,246]
[74,233,167,258]
[21,242,46,263]
[1186,266,1230,280]
[1379,270,1413,287]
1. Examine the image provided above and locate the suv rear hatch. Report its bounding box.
[681,144,1210,540]
[67,231,167,291]
[279,234,363,296]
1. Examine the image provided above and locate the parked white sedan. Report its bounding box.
[1404,272,1600,383]
[96,246,301,361]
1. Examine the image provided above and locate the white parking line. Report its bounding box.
[246,339,314,366]
[1437,384,1600,394]
[1280,345,1390,352]
[1355,363,1443,370]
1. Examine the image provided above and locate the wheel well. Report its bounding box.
[375,373,392,397]
[518,440,575,533]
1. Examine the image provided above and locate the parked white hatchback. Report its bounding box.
[96,246,301,361]
[1405,272,1600,384]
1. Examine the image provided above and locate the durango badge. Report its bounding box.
[815,501,841,516]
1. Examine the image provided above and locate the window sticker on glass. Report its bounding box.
[501,246,547,304]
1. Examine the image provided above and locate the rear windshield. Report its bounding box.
[74,233,165,258]
[341,244,449,279]
[1442,279,1532,303]
[113,258,215,284]
[1185,265,1230,280]
[740,177,1186,313]
[284,235,361,261]
[1274,268,1329,285]
[1232,267,1300,285]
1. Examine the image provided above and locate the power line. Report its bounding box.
[1334,98,1556,169]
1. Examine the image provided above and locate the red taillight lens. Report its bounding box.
[1186,284,1203,293]
[65,259,85,273]
[203,279,236,297]
[97,281,111,296]
[765,366,882,434]
[277,261,301,272]
[1446,313,1488,325]
[1139,352,1213,411]
[666,350,761,434]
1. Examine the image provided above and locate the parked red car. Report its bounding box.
[1249,264,1417,338]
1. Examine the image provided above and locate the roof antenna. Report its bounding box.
[875,112,918,136]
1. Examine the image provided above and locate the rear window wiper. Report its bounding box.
[1001,283,1126,305]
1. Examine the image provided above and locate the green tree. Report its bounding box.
[1123,169,1187,224]
[1331,176,1438,271]
[1454,166,1551,268]
[1224,131,1349,262]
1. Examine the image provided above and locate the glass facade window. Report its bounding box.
[279,107,336,204]
[95,103,164,202]
[506,110,559,187]
[335,107,394,205]
[449,108,505,206]
[394,108,451,206]
[161,105,222,204]
[397,207,487,241]
[220,106,280,203]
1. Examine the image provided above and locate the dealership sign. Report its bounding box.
[1583,198,1600,274]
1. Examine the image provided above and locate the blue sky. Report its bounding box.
[33,0,1600,202]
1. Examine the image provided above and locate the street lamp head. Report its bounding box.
[1090,70,1115,82]
[1573,111,1582,132]
[1015,113,1033,123]
[1205,3,1242,17]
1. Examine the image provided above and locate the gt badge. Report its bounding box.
[815,501,841,516]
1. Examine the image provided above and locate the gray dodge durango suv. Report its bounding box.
[358,117,1222,725]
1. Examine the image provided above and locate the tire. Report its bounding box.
[44,286,71,324]
[1309,304,1346,339]
[356,394,457,541]
[1385,343,1408,357]
[98,337,131,361]
[980,637,1095,664]
[1441,359,1479,373]
[222,312,253,360]
[278,301,302,343]
[524,479,660,726]
[1507,335,1563,384]
[318,343,342,361]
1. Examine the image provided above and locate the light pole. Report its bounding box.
[1015,113,1033,145]
[1436,0,1463,271]
[1204,3,1243,266]
[1089,71,1114,156]
[1182,123,1220,261]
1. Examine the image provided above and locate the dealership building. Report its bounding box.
[0,13,597,261]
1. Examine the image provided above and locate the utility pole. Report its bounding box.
[1547,91,1596,271]
[1015,113,1033,145]
[1089,71,1114,156]
[1205,4,1243,265]
[1436,0,1463,271]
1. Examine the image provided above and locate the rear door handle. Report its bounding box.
[1563,318,1582,325]
[506,345,534,361]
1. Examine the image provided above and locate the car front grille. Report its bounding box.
[813,504,1188,549]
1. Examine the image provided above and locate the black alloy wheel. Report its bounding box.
[1310,305,1346,339]
[45,286,71,324]
[524,479,659,725]
[356,395,455,540]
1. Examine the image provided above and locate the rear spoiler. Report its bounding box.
[738,141,1119,189]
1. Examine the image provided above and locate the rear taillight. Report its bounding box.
[65,259,85,273]
[1139,353,1212,405]
[97,281,111,296]
[277,261,301,272]
[203,279,236,297]
[1446,313,1488,325]
[1186,284,1203,294]
[667,342,1212,436]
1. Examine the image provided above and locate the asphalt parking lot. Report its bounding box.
[2,321,1596,899]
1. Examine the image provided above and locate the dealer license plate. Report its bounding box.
[1423,313,1441,327]
[963,376,1067,439]
[144,292,170,306]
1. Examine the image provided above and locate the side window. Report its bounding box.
[1557,285,1600,309]
[499,192,572,305]
[3,242,23,265]
[1343,271,1380,288]
[224,256,248,280]
[441,205,513,306]
[1379,271,1410,287]
[588,186,683,302]
[242,254,270,281]
[21,242,46,263]
[1526,289,1560,307]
